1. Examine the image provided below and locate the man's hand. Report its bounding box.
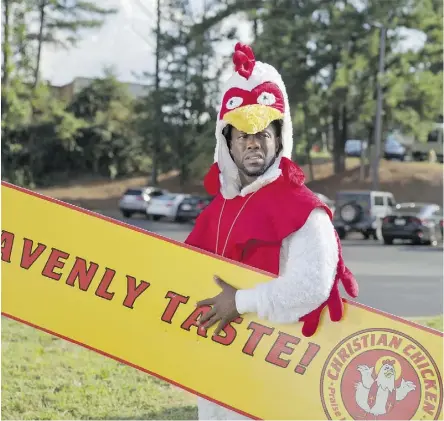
[196,275,240,336]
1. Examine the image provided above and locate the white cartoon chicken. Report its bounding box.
[355,359,416,417]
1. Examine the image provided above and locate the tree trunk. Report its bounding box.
[321,130,328,153]
[150,0,161,186]
[360,125,373,181]
[252,17,258,39]
[332,107,345,174]
[306,147,314,181]
[302,104,314,181]
[179,55,190,186]
[365,126,373,178]
[33,0,46,89]
[341,104,348,143]
[340,103,348,171]
[327,123,334,153]
[2,0,10,119]
[359,140,366,181]
[179,161,188,187]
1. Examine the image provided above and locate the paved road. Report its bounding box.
[104,212,443,318]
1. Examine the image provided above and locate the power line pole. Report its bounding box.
[372,24,386,191]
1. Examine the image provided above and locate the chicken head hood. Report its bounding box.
[211,42,294,199]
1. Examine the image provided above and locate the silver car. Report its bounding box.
[118,187,168,218]
[146,193,190,221]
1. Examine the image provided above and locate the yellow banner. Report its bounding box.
[1,181,442,420]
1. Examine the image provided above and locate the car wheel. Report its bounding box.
[383,237,394,245]
[152,215,162,221]
[429,231,438,246]
[339,203,362,224]
[363,231,370,240]
[122,211,132,218]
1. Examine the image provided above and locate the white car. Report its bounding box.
[345,139,367,157]
[118,187,168,218]
[146,193,189,221]
[384,135,406,161]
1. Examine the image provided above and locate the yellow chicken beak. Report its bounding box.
[223,104,283,134]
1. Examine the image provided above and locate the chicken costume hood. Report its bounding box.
[208,42,294,199]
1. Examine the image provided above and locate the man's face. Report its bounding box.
[228,123,280,178]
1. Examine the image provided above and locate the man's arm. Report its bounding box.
[235,207,338,324]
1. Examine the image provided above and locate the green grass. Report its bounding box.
[1,317,197,420]
[2,315,442,420]
[411,315,443,331]
[309,150,332,159]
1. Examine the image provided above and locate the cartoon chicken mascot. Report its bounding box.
[185,42,359,420]
[355,361,417,418]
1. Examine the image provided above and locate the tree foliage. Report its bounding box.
[1,0,442,188]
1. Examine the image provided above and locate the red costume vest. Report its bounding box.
[185,157,358,336]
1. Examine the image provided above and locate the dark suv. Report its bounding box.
[333,190,396,240]
[175,195,213,222]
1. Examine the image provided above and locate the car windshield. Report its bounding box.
[336,192,370,209]
[157,194,176,200]
[147,190,164,197]
[124,189,142,196]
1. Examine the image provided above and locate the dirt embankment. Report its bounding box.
[36,159,443,211]
[307,161,443,204]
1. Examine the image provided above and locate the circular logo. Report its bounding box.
[320,328,442,420]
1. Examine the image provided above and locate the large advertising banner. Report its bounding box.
[2,181,442,420]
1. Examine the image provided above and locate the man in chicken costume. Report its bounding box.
[185,43,359,420]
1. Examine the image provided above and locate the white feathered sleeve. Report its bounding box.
[235,207,338,323]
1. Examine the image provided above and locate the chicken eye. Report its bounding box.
[226,96,243,110]
[257,92,276,106]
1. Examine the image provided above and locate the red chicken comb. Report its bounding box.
[382,359,395,366]
[233,42,256,79]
